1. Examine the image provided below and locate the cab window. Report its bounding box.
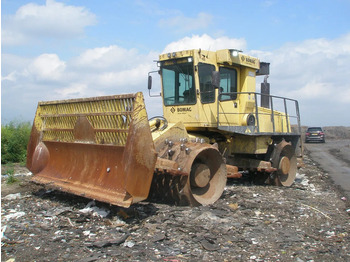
[198,63,215,103]
[219,67,237,101]
[162,61,196,106]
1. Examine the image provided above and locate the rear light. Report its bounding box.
[319,132,324,135]
[306,132,310,136]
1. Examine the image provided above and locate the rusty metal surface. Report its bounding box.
[154,135,227,206]
[270,140,297,186]
[226,165,242,178]
[27,92,157,207]
[31,141,132,206]
[229,157,277,173]
[182,144,227,206]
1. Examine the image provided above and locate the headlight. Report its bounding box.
[231,50,238,57]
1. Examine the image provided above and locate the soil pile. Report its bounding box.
[298,126,350,140]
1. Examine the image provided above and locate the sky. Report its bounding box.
[2,0,350,127]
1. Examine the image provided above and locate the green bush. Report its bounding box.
[1,121,32,164]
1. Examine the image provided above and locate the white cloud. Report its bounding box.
[2,72,18,82]
[339,88,350,103]
[96,63,153,88]
[2,44,160,123]
[1,54,32,80]
[159,12,212,33]
[54,83,89,99]
[68,46,158,92]
[251,33,350,101]
[71,46,142,71]
[287,81,332,99]
[2,34,350,126]
[163,34,246,53]
[250,33,350,125]
[261,1,275,8]
[3,0,97,45]
[27,54,66,81]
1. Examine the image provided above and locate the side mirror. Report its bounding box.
[147,70,161,97]
[212,71,220,89]
[148,75,152,90]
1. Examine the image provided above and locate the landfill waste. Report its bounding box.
[1,154,350,261]
[2,193,22,201]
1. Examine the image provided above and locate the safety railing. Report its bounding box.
[217,92,301,135]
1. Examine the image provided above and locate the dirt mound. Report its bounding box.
[324,126,350,140]
[298,126,350,140]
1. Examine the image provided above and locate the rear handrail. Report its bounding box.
[217,91,301,135]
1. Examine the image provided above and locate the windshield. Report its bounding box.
[307,127,323,132]
[162,61,195,106]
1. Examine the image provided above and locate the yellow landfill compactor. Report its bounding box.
[27,49,302,208]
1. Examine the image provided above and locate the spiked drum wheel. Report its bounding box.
[272,140,297,186]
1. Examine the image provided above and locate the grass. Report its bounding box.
[2,163,18,184]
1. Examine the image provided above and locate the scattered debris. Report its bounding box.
[300,203,332,220]
[2,211,26,221]
[79,201,110,218]
[2,193,22,201]
[1,154,350,261]
[88,233,130,248]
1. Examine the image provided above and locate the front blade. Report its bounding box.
[27,92,157,207]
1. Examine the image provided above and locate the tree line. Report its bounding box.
[1,121,31,164]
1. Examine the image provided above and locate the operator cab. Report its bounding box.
[158,57,236,107]
[148,49,299,135]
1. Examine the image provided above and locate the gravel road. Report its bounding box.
[304,139,350,197]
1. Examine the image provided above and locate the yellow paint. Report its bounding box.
[33,93,143,146]
[159,49,291,131]
[228,135,273,154]
[216,49,260,69]
[158,49,296,155]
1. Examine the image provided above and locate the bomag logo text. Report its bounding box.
[170,107,192,114]
[241,56,256,64]
[177,107,192,112]
[246,57,256,64]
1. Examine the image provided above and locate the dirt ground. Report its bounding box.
[2,141,350,261]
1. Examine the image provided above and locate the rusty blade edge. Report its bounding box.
[31,175,133,208]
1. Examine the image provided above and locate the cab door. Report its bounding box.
[217,67,240,127]
[197,63,217,127]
